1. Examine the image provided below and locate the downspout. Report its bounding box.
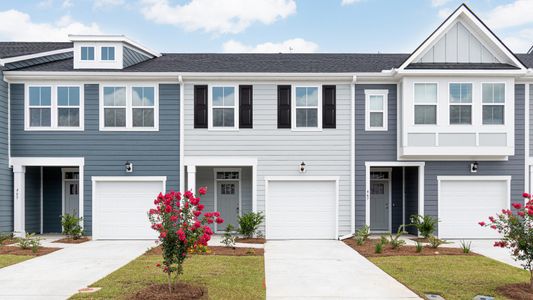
[178,75,184,192]
[348,75,357,239]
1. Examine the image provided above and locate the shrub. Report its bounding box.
[18,233,41,253]
[148,187,222,293]
[61,214,83,240]
[355,225,370,241]
[355,236,365,245]
[389,226,406,250]
[409,214,438,238]
[0,232,13,244]
[238,212,264,238]
[415,241,423,253]
[221,224,236,248]
[380,235,389,245]
[460,240,471,254]
[427,235,446,249]
[374,242,383,254]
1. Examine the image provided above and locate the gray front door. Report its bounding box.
[370,180,389,231]
[64,181,79,217]
[217,181,239,230]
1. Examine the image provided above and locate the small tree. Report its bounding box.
[480,192,533,290]
[61,214,83,240]
[409,214,438,238]
[238,212,264,238]
[148,187,223,293]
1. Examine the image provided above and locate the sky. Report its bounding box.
[0,0,530,54]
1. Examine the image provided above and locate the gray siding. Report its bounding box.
[355,84,398,229]
[404,167,419,235]
[25,166,40,233]
[0,74,12,233]
[43,167,62,233]
[123,47,150,68]
[11,83,180,235]
[5,52,73,70]
[184,83,352,235]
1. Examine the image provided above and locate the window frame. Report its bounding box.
[481,82,506,125]
[208,84,239,130]
[99,83,159,131]
[80,46,95,61]
[291,85,322,131]
[365,89,388,131]
[100,46,116,61]
[413,82,438,125]
[448,82,473,125]
[25,84,84,131]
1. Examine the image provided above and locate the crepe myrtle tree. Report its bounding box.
[480,192,533,290]
[148,187,223,292]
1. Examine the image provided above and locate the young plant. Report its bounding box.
[61,214,83,240]
[460,240,471,254]
[18,233,41,253]
[380,235,389,245]
[415,241,423,253]
[355,225,370,242]
[148,187,223,293]
[374,242,383,254]
[238,212,264,238]
[389,226,406,250]
[355,236,365,246]
[0,232,13,244]
[427,235,446,249]
[221,224,236,248]
[409,214,438,238]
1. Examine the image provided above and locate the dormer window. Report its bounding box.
[81,46,94,61]
[101,47,115,61]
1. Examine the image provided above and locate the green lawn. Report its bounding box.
[370,255,530,299]
[0,254,32,268]
[70,253,265,300]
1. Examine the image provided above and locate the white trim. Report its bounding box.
[291,85,323,131]
[91,176,167,182]
[179,76,184,192]
[525,83,530,193]
[208,84,239,130]
[365,89,388,131]
[40,166,43,234]
[481,82,506,125]
[413,82,438,125]
[184,156,257,167]
[350,76,356,234]
[369,168,392,232]
[68,34,161,57]
[0,48,73,66]
[264,176,340,239]
[61,168,79,218]
[448,82,473,125]
[213,168,241,233]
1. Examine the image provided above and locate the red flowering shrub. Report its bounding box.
[480,192,533,290]
[148,187,223,292]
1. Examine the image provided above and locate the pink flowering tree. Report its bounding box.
[480,192,533,290]
[148,187,224,292]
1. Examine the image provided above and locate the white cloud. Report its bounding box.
[140,0,296,34]
[62,0,73,8]
[431,0,451,7]
[222,38,318,53]
[484,0,533,29]
[93,0,126,9]
[502,28,533,53]
[437,7,452,19]
[341,0,361,6]
[0,9,102,41]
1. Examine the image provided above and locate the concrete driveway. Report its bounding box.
[265,240,420,299]
[0,240,154,299]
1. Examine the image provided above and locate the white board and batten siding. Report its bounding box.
[183,83,352,237]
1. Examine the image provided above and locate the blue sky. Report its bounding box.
[0,0,530,53]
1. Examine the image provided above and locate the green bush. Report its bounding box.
[61,214,83,239]
[355,236,365,245]
[18,233,41,253]
[374,242,383,254]
[389,225,406,249]
[355,225,370,241]
[221,224,236,248]
[428,235,447,249]
[409,214,438,238]
[460,240,471,254]
[0,232,13,244]
[238,212,264,238]
[380,235,389,245]
[415,241,423,253]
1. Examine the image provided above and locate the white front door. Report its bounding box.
[370,180,389,232]
[217,181,240,231]
[64,181,79,217]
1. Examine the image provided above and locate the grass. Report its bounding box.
[70,253,265,300]
[370,255,530,299]
[0,254,32,268]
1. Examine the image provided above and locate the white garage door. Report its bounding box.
[266,179,337,239]
[439,177,509,239]
[93,177,166,240]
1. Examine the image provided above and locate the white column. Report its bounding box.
[13,165,25,237]
[187,165,196,192]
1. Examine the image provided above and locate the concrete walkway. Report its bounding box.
[446,239,522,268]
[0,240,154,299]
[265,240,421,299]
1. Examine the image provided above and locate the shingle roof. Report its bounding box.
[0,42,73,59]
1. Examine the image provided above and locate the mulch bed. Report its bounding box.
[235,237,266,244]
[0,245,61,256]
[343,239,476,258]
[130,282,207,300]
[1,238,17,246]
[52,237,91,244]
[147,246,264,256]
[496,283,533,300]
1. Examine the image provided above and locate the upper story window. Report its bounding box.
[100,85,158,131]
[449,83,472,125]
[482,83,505,125]
[101,47,115,61]
[365,89,388,131]
[414,83,437,125]
[210,86,237,129]
[294,86,320,129]
[26,85,83,130]
[81,46,95,61]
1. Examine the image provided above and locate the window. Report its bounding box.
[414,83,437,125]
[29,87,51,127]
[132,87,155,127]
[81,47,94,61]
[365,90,388,131]
[294,86,319,129]
[103,87,126,127]
[57,87,80,127]
[449,83,472,125]
[482,83,505,125]
[101,47,115,61]
[211,86,237,128]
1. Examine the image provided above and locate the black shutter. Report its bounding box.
[194,85,208,128]
[277,85,291,128]
[322,85,336,129]
[239,85,253,128]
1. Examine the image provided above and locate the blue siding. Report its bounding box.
[10,83,180,235]
[43,167,62,233]
[0,75,12,233]
[391,167,403,233]
[404,167,419,235]
[25,166,40,233]
[123,47,150,68]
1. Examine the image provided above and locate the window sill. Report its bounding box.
[99,127,159,132]
[24,127,84,132]
[291,127,323,132]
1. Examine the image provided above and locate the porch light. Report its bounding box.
[470,161,478,173]
[299,161,306,173]
[125,161,133,173]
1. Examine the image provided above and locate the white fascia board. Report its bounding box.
[10,157,84,167]
[0,48,73,66]
[68,34,161,57]
[396,69,527,76]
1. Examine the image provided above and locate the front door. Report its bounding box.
[64,181,79,217]
[217,181,239,231]
[370,180,389,232]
